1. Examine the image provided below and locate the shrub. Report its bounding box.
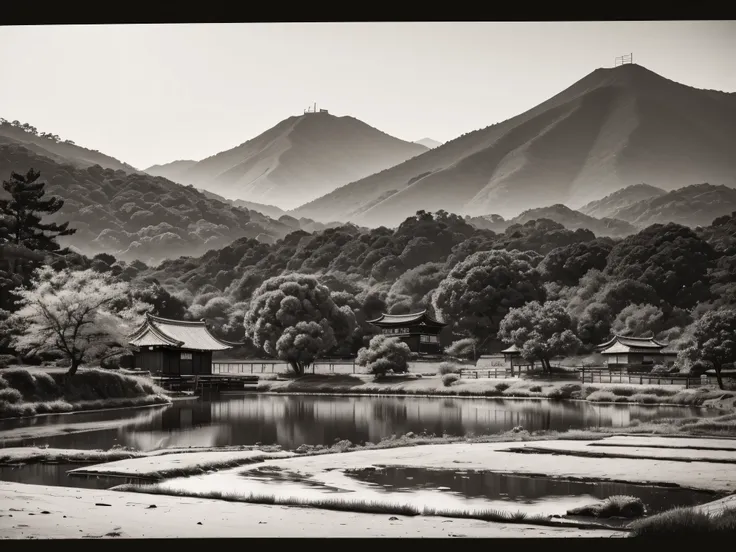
[495,382,510,392]
[357,335,412,377]
[568,495,645,519]
[0,388,22,404]
[438,362,461,375]
[444,338,477,359]
[546,383,582,400]
[442,374,459,387]
[529,385,542,393]
[0,355,17,369]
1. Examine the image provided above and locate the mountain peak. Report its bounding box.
[145,111,428,210]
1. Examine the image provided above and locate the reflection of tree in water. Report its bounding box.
[62,395,714,451]
[345,468,717,513]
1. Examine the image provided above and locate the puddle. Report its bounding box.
[0,463,148,490]
[241,466,351,494]
[342,467,722,515]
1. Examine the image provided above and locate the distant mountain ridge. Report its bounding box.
[579,183,667,219]
[608,183,736,228]
[414,138,442,149]
[0,119,137,173]
[292,64,736,227]
[466,203,637,238]
[144,111,428,210]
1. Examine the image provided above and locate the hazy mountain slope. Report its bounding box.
[612,183,736,228]
[579,183,667,219]
[414,138,442,149]
[293,64,736,227]
[0,120,137,173]
[466,204,636,237]
[0,143,295,265]
[165,112,428,210]
[144,159,197,180]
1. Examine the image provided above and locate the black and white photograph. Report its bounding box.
[0,19,735,540]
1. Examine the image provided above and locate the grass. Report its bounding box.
[567,495,646,518]
[0,445,144,465]
[0,367,170,419]
[111,485,612,529]
[256,374,734,410]
[629,506,736,537]
[71,454,291,481]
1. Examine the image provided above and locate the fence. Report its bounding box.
[212,360,361,375]
[578,368,716,388]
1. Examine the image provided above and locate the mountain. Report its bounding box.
[0,142,296,265]
[414,138,442,149]
[579,183,667,219]
[144,159,197,181]
[151,111,428,210]
[609,183,736,229]
[466,204,636,237]
[0,119,137,173]
[293,64,736,227]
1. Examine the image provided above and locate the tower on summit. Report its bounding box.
[614,53,633,67]
[303,102,329,115]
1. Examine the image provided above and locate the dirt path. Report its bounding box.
[0,482,622,539]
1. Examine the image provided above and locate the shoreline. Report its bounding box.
[255,390,724,411]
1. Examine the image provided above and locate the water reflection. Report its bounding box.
[0,463,141,490]
[0,395,716,452]
[345,467,720,514]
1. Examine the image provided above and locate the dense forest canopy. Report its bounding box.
[2,160,735,382]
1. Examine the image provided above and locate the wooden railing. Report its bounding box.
[212,360,360,375]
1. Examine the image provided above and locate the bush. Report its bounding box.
[438,362,461,375]
[0,355,17,369]
[0,387,22,404]
[442,374,459,387]
[568,495,645,519]
[357,335,412,377]
[444,338,477,359]
[495,382,510,392]
[529,385,542,392]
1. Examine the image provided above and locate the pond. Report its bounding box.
[0,394,717,452]
[0,463,143,490]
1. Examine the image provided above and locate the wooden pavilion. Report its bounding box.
[128,313,233,376]
[367,310,446,354]
[596,335,677,370]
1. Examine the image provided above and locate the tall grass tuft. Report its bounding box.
[629,507,736,537]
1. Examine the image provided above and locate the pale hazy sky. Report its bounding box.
[1,21,734,169]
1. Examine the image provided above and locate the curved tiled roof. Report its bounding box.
[129,313,232,351]
[501,344,521,354]
[597,334,667,350]
[367,310,446,327]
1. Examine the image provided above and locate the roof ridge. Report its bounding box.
[147,313,207,326]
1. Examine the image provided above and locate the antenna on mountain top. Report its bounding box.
[615,53,633,67]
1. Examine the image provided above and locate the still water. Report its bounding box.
[0,394,715,451]
[0,463,142,490]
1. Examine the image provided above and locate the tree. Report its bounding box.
[445,338,477,360]
[678,309,736,390]
[356,334,411,376]
[7,267,150,376]
[0,169,76,312]
[498,300,582,373]
[538,240,613,286]
[605,223,714,309]
[1,168,76,250]
[432,249,545,340]
[243,274,356,375]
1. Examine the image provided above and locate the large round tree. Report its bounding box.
[431,249,544,341]
[243,274,356,375]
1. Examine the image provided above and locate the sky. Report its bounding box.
[0,21,734,170]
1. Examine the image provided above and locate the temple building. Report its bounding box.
[128,313,233,376]
[596,335,678,370]
[367,310,447,354]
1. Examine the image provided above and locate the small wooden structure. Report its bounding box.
[596,335,677,370]
[367,310,446,354]
[128,313,233,376]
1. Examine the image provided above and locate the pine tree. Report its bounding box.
[0,169,76,313]
[0,168,76,251]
